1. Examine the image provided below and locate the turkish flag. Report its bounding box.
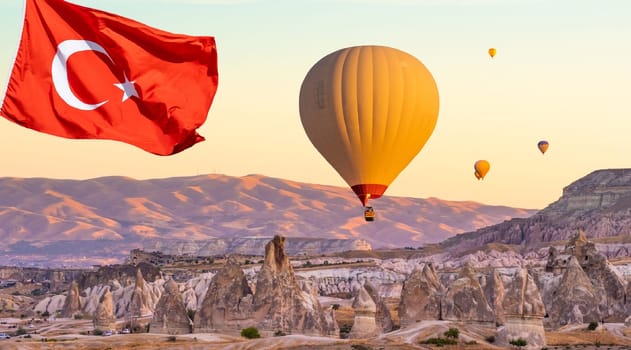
[0,0,218,156]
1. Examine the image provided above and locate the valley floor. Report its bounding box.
[1,319,631,350]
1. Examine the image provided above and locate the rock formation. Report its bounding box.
[399,262,443,326]
[547,256,599,327]
[149,279,191,334]
[130,268,152,318]
[363,281,394,332]
[441,263,495,323]
[484,269,505,325]
[440,169,631,254]
[496,269,546,349]
[194,257,254,332]
[93,287,116,331]
[348,285,378,339]
[252,235,338,336]
[60,280,82,318]
[80,262,160,289]
[143,237,372,257]
[546,230,628,322]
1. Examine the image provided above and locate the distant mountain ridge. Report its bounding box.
[441,169,631,253]
[0,174,534,266]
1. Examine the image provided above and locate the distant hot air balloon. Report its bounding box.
[299,45,439,221]
[537,140,549,154]
[474,160,490,180]
[488,48,497,58]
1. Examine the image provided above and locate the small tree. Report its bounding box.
[509,338,527,348]
[240,326,261,339]
[332,304,340,310]
[444,327,460,340]
[588,321,599,331]
[187,309,196,322]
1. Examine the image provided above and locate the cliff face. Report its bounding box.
[442,169,631,253]
[142,237,372,257]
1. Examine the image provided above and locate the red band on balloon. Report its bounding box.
[351,184,388,207]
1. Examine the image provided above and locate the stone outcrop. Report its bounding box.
[348,285,377,339]
[501,269,545,318]
[441,169,631,254]
[441,263,495,323]
[496,269,546,349]
[149,279,191,334]
[93,287,116,331]
[143,237,372,257]
[252,235,338,336]
[194,257,254,332]
[130,268,152,318]
[546,231,628,322]
[399,263,443,326]
[60,280,81,318]
[484,269,505,325]
[363,281,394,332]
[547,256,599,327]
[79,262,160,290]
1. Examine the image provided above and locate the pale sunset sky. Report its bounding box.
[0,0,630,210]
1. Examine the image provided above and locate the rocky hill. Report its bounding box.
[0,174,533,267]
[441,169,631,253]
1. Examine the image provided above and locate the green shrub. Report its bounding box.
[420,337,457,346]
[485,335,495,343]
[41,311,50,317]
[167,335,176,342]
[240,326,261,339]
[509,338,527,348]
[588,321,599,331]
[92,329,103,336]
[274,330,286,337]
[351,345,373,350]
[332,304,340,310]
[15,327,28,336]
[444,327,460,339]
[74,314,83,319]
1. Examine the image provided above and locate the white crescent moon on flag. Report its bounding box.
[51,40,113,111]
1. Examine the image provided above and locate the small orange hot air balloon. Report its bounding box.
[488,48,497,58]
[474,160,490,180]
[537,140,549,154]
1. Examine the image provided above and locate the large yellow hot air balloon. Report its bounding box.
[488,48,497,58]
[299,45,439,216]
[474,160,490,180]
[537,140,549,154]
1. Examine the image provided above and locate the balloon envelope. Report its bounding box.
[474,160,490,180]
[488,48,496,58]
[538,140,549,154]
[299,45,440,206]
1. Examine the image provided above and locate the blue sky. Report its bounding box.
[1,0,630,209]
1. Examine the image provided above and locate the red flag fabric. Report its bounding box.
[0,0,218,155]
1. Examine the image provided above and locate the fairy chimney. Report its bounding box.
[149,279,192,334]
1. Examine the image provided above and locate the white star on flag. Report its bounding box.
[114,73,139,102]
